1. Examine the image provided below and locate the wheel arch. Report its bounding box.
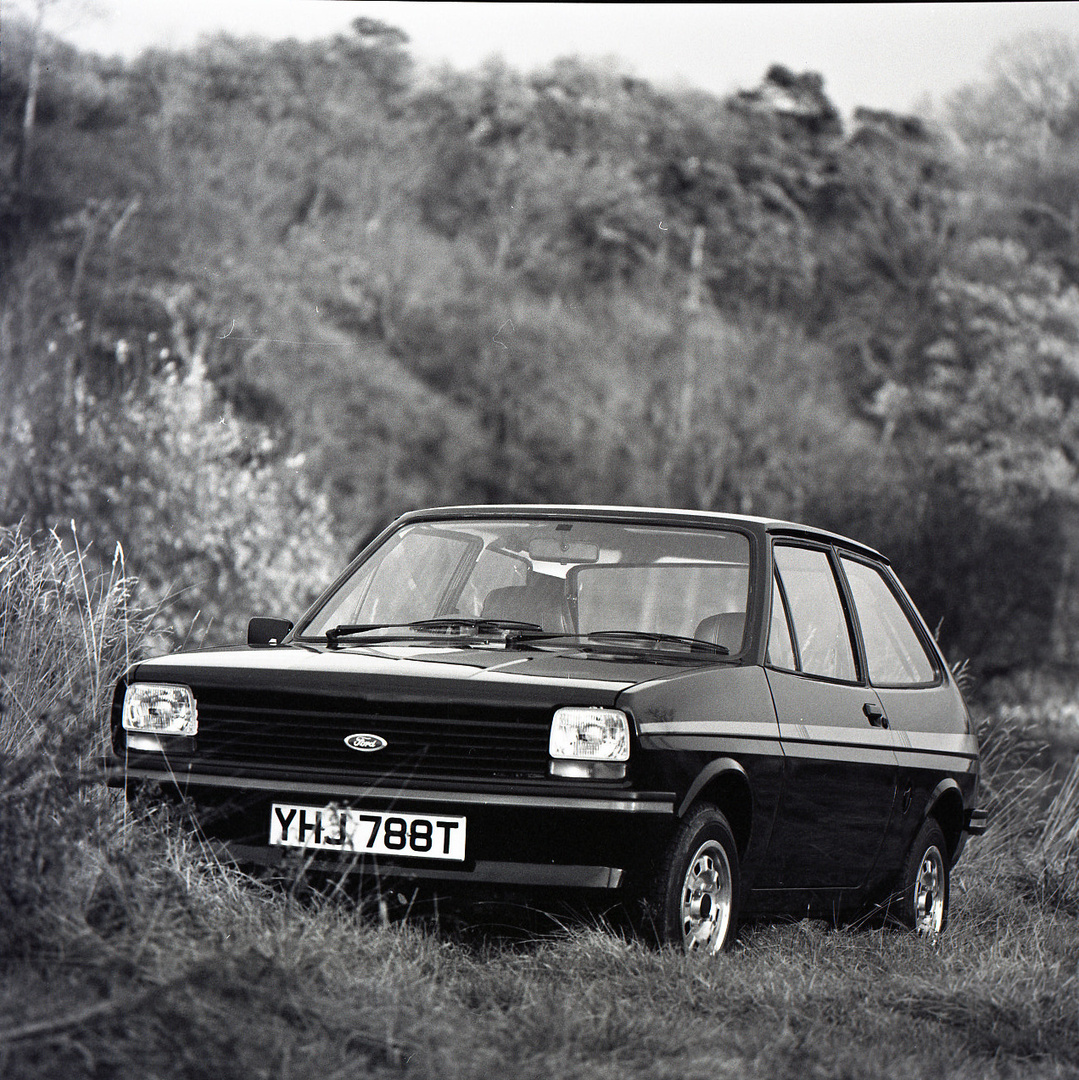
[926,778,965,860]
[676,758,752,858]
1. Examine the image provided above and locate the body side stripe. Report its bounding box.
[636,720,779,739]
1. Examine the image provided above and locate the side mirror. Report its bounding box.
[247,617,294,646]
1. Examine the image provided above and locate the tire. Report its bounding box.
[650,805,740,954]
[896,818,949,936]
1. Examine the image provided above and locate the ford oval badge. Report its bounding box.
[344,733,388,752]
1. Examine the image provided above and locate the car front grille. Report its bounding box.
[190,688,552,780]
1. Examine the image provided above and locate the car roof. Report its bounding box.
[393,504,888,563]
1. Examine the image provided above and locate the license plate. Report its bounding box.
[269,803,467,861]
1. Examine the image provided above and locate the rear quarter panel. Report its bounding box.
[874,680,978,872]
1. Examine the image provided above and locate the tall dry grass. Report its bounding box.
[0,523,144,951]
[969,679,1079,918]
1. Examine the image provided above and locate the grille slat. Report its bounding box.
[208,702,548,730]
[198,716,547,741]
[192,688,552,779]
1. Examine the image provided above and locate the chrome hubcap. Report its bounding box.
[680,840,732,953]
[914,844,945,936]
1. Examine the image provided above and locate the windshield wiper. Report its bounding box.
[410,617,542,633]
[585,630,729,655]
[325,622,402,647]
[325,617,542,648]
[504,629,729,657]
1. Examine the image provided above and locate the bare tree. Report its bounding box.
[12,0,104,189]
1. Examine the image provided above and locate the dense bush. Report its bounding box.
[0,281,343,644]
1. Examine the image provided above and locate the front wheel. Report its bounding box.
[896,818,949,936]
[650,806,740,954]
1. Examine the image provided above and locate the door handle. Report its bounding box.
[863,702,889,729]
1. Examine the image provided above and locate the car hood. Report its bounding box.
[127,641,706,710]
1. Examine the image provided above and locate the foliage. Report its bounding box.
[853,238,1079,670]
[892,239,1079,505]
[2,19,1079,669]
[0,271,341,643]
[946,30,1079,282]
[93,348,340,643]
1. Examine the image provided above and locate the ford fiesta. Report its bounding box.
[105,505,987,953]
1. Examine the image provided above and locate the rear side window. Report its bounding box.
[841,557,938,686]
[773,545,857,682]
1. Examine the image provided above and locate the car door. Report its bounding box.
[760,543,898,891]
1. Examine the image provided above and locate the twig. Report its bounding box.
[0,989,152,1044]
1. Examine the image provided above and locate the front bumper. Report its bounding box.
[212,842,627,888]
[105,760,677,890]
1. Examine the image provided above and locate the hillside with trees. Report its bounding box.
[2,15,1078,678]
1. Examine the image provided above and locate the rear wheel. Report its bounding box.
[896,818,949,936]
[650,806,740,954]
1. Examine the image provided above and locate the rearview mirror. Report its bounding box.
[528,539,600,564]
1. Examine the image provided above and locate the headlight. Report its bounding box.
[549,707,630,761]
[122,683,198,737]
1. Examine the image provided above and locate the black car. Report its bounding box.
[105,505,987,952]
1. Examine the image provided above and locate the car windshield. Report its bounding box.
[300,517,751,651]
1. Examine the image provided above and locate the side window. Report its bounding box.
[773,545,857,682]
[766,572,796,670]
[841,557,938,686]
